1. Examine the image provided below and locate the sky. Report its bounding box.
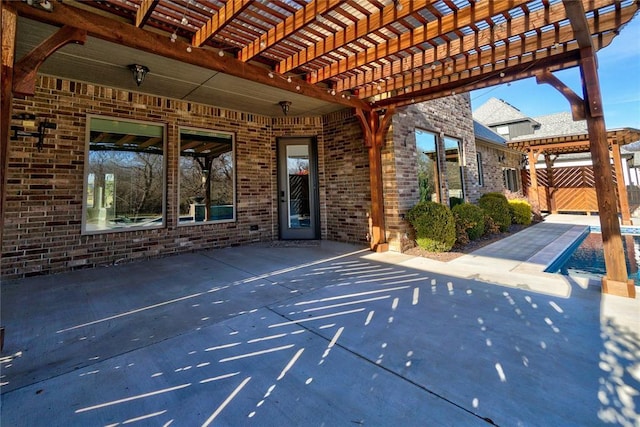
[470,14,640,129]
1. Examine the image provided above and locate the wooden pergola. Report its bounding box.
[509,128,640,225]
[2,0,639,296]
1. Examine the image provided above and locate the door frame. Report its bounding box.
[276,136,320,240]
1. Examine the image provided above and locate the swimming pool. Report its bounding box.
[548,230,640,285]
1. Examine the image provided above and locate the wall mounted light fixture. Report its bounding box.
[128,64,149,87]
[279,101,292,115]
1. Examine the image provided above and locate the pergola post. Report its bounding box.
[1,1,17,252]
[580,47,635,298]
[610,141,632,225]
[543,154,558,214]
[527,148,540,208]
[355,107,394,252]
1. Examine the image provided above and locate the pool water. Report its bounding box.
[551,233,640,285]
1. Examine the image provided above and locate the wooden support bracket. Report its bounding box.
[13,25,87,96]
[535,70,585,121]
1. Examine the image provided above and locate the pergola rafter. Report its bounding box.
[309,0,531,85]
[192,0,252,48]
[135,0,158,28]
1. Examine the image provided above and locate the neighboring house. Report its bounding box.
[473,120,523,195]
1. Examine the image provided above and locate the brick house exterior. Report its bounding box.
[383,94,479,252]
[2,76,510,279]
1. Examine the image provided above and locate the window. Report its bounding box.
[179,127,235,224]
[503,168,520,192]
[496,125,510,138]
[477,152,484,187]
[444,136,464,204]
[415,129,439,202]
[83,116,165,233]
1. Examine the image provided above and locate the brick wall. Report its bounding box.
[2,75,486,277]
[384,94,477,252]
[322,110,371,244]
[475,141,523,194]
[2,76,339,279]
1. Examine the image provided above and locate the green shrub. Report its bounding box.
[406,201,456,252]
[484,215,501,235]
[505,192,536,224]
[478,192,511,232]
[452,203,485,241]
[508,199,532,225]
[454,219,470,247]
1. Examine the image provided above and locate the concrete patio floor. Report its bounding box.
[1,217,639,426]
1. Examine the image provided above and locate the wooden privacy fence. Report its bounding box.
[522,165,626,214]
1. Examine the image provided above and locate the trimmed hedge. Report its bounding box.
[478,192,511,232]
[452,203,485,241]
[406,201,456,252]
[509,199,532,225]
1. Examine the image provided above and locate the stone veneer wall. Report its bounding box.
[1,76,335,279]
[383,93,477,252]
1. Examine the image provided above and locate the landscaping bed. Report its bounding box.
[404,223,529,262]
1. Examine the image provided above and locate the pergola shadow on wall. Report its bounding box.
[509,128,640,226]
[2,0,639,296]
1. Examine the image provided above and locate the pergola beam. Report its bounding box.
[372,48,583,109]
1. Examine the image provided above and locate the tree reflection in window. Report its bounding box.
[179,128,235,223]
[416,129,439,203]
[444,136,464,206]
[84,117,165,233]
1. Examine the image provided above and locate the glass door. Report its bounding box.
[277,138,319,240]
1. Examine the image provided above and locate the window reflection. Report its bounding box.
[415,129,440,202]
[444,136,464,206]
[179,128,235,224]
[84,117,165,233]
[287,145,310,229]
